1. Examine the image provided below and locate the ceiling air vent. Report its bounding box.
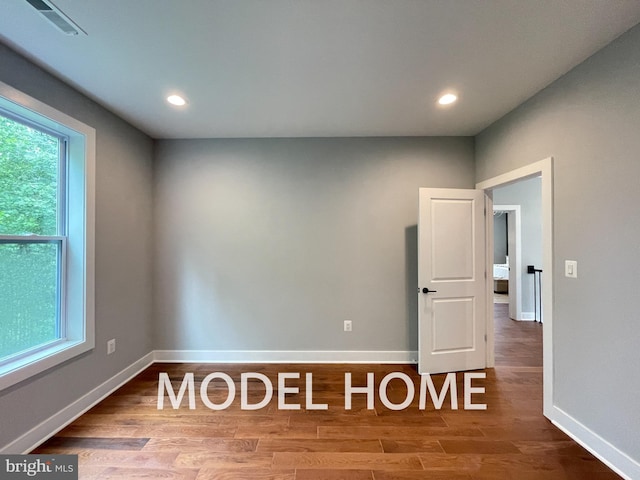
[25,0,86,36]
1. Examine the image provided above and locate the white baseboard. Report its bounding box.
[518,312,536,321]
[154,350,418,364]
[1,352,154,454]
[549,405,640,480]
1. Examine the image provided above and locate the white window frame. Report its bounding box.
[0,81,95,390]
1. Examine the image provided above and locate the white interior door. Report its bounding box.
[418,188,486,374]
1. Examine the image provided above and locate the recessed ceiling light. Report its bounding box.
[438,93,458,106]
[167,94,188,106]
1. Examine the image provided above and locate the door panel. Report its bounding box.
[431,199,475,280]
[418,188,486,374]
[432,297,475,352]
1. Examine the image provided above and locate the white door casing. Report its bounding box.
[418,188,487,374]
[476,157,553,417]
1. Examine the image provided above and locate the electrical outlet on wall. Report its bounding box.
[107,338,116,355]
[344,320,352,332]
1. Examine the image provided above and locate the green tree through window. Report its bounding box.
[0,114,62,360]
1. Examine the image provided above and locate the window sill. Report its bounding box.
[0,339,94,391]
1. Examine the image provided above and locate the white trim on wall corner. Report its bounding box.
[550,406,639,480]
[153,350,418,364]
[1,352,154,454]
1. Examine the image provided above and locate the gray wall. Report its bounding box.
[0,43,155,449]
[493,213,507,264]
[154,137,474,353]
[476,24,640,462]
[493,177,542,314]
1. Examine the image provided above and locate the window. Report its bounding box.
[0,114,66,361]
[0,81,95,389]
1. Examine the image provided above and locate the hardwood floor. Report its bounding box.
[33,304,621,479]
[493,303,542,368]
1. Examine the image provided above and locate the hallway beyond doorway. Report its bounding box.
[494,303,542,368]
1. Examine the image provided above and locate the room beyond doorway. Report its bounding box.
[493,177,542,323]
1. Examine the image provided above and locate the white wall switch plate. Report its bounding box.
[107,338,116,355]
[344,320,352,332]
[565,260,577,278]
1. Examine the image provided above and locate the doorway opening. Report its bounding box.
[492,204,523,320]
[492,184,542,369]
[476,157,553,417]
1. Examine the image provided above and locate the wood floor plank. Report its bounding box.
[417,453,541,473]
[418,452,612,475]
[380,439,444,454]
[295,469,374,480]
[373,471,472,480]
[438,439,521,454]
[74,413,288,427]
[174,452,275,469]
[318,426,485,439]
[439,412,544,428]
[73,414,220,426]
[234,425,318,439]
[478,424,570,442]
[256,439,383,453]
[512,440,591,456]
[142,438,258,453]
[289,413,447,427]
[55,424,237,439]
[54,425,142,438]
[194,467,295,480]
[282,407,377,418]
[36,436,149,451]
[95,467,199,479]
[272,452,423,470]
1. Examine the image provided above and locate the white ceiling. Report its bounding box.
[1,1,640,139]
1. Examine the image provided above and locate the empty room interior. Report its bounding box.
[1,1,639,479]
